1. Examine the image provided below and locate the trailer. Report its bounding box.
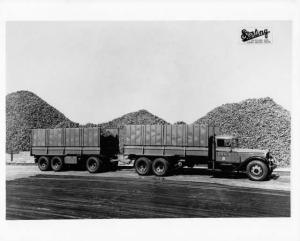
[30,127,119,173]
[123,124,277,181]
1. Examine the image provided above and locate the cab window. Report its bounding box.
[217,139,231,147]
[232,138,239,148]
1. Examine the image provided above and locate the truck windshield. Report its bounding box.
[217,139,231,147]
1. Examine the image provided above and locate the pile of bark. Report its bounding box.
[99,109,168,129]
[55,120,79,128]
[6,91,168,153]
[194,97,290,167]
[99,109,169,151]
[6,90,290,167]
[6,91,78,152]
[174,121,187,125]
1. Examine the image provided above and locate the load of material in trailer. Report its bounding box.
[124,124,219,146]
[31,127,119,157]
[123,124,277,181]
[123,124,219,157]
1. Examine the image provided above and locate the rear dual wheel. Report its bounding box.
[134,157,152,175]
[152,158,169,176]
[37,156,64,171]
[51,156,64,172]
[37,156,51,171]
[134,157,170,176]
[86,157,104,173]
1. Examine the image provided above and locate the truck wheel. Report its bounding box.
[37,156,51,171]
[134,157,152,175]
[86,157,103,173]
[246,160,269,181]
[51,156,64,172]
[152,158,170,176]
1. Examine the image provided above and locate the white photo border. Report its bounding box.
[0,1,299,241]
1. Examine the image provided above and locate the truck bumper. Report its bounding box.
[268,157,277,172]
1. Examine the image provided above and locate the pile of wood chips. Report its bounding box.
[7,90,290,167]
[6,91,78,152]
[99,109,169,152]
[194,97,291,167]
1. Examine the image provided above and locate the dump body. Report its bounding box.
[123,124,219,158]
[31,127,119,158]
[31,128,102,156]
[124,124,276,180]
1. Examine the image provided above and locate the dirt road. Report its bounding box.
[6,165,290,219]
[6,165,290,190]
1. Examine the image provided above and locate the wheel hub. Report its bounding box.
[53,160,61,168]
[251,164,262,176]
[155,164,164,173]
[90,161,96,169]
[138,162,146,172]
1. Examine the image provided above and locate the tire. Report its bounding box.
[86,157,103,173]
[246,160,269,181]
[37,156,51,171]
[51,156,64,172]
[134,157,152,176]
[152,158,170,176]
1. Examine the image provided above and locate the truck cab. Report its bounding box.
[214,135,277,180]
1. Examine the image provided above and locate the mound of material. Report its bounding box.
[174,121,187,125]
[100,109,169,151]
[6,91,78,152]
[194,97,290,167]
[100,109,168,129]
[55,120,79,128]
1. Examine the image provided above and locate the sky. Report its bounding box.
[6,21,291,124]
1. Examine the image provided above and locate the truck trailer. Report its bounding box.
[30,124,277,181]
[30,127,119,173]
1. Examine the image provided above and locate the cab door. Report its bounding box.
[215,139,240,163]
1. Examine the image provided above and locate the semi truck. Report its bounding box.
[31,124,277,181]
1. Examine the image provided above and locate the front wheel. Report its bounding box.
[246,160,269,181]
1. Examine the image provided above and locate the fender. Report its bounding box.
[239,156,269,170]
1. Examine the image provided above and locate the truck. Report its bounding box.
[30,124,277,181]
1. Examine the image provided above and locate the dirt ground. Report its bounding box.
[6,164,290,191]
[6,164,290,219]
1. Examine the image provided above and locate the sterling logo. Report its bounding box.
[241,28,271,44]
